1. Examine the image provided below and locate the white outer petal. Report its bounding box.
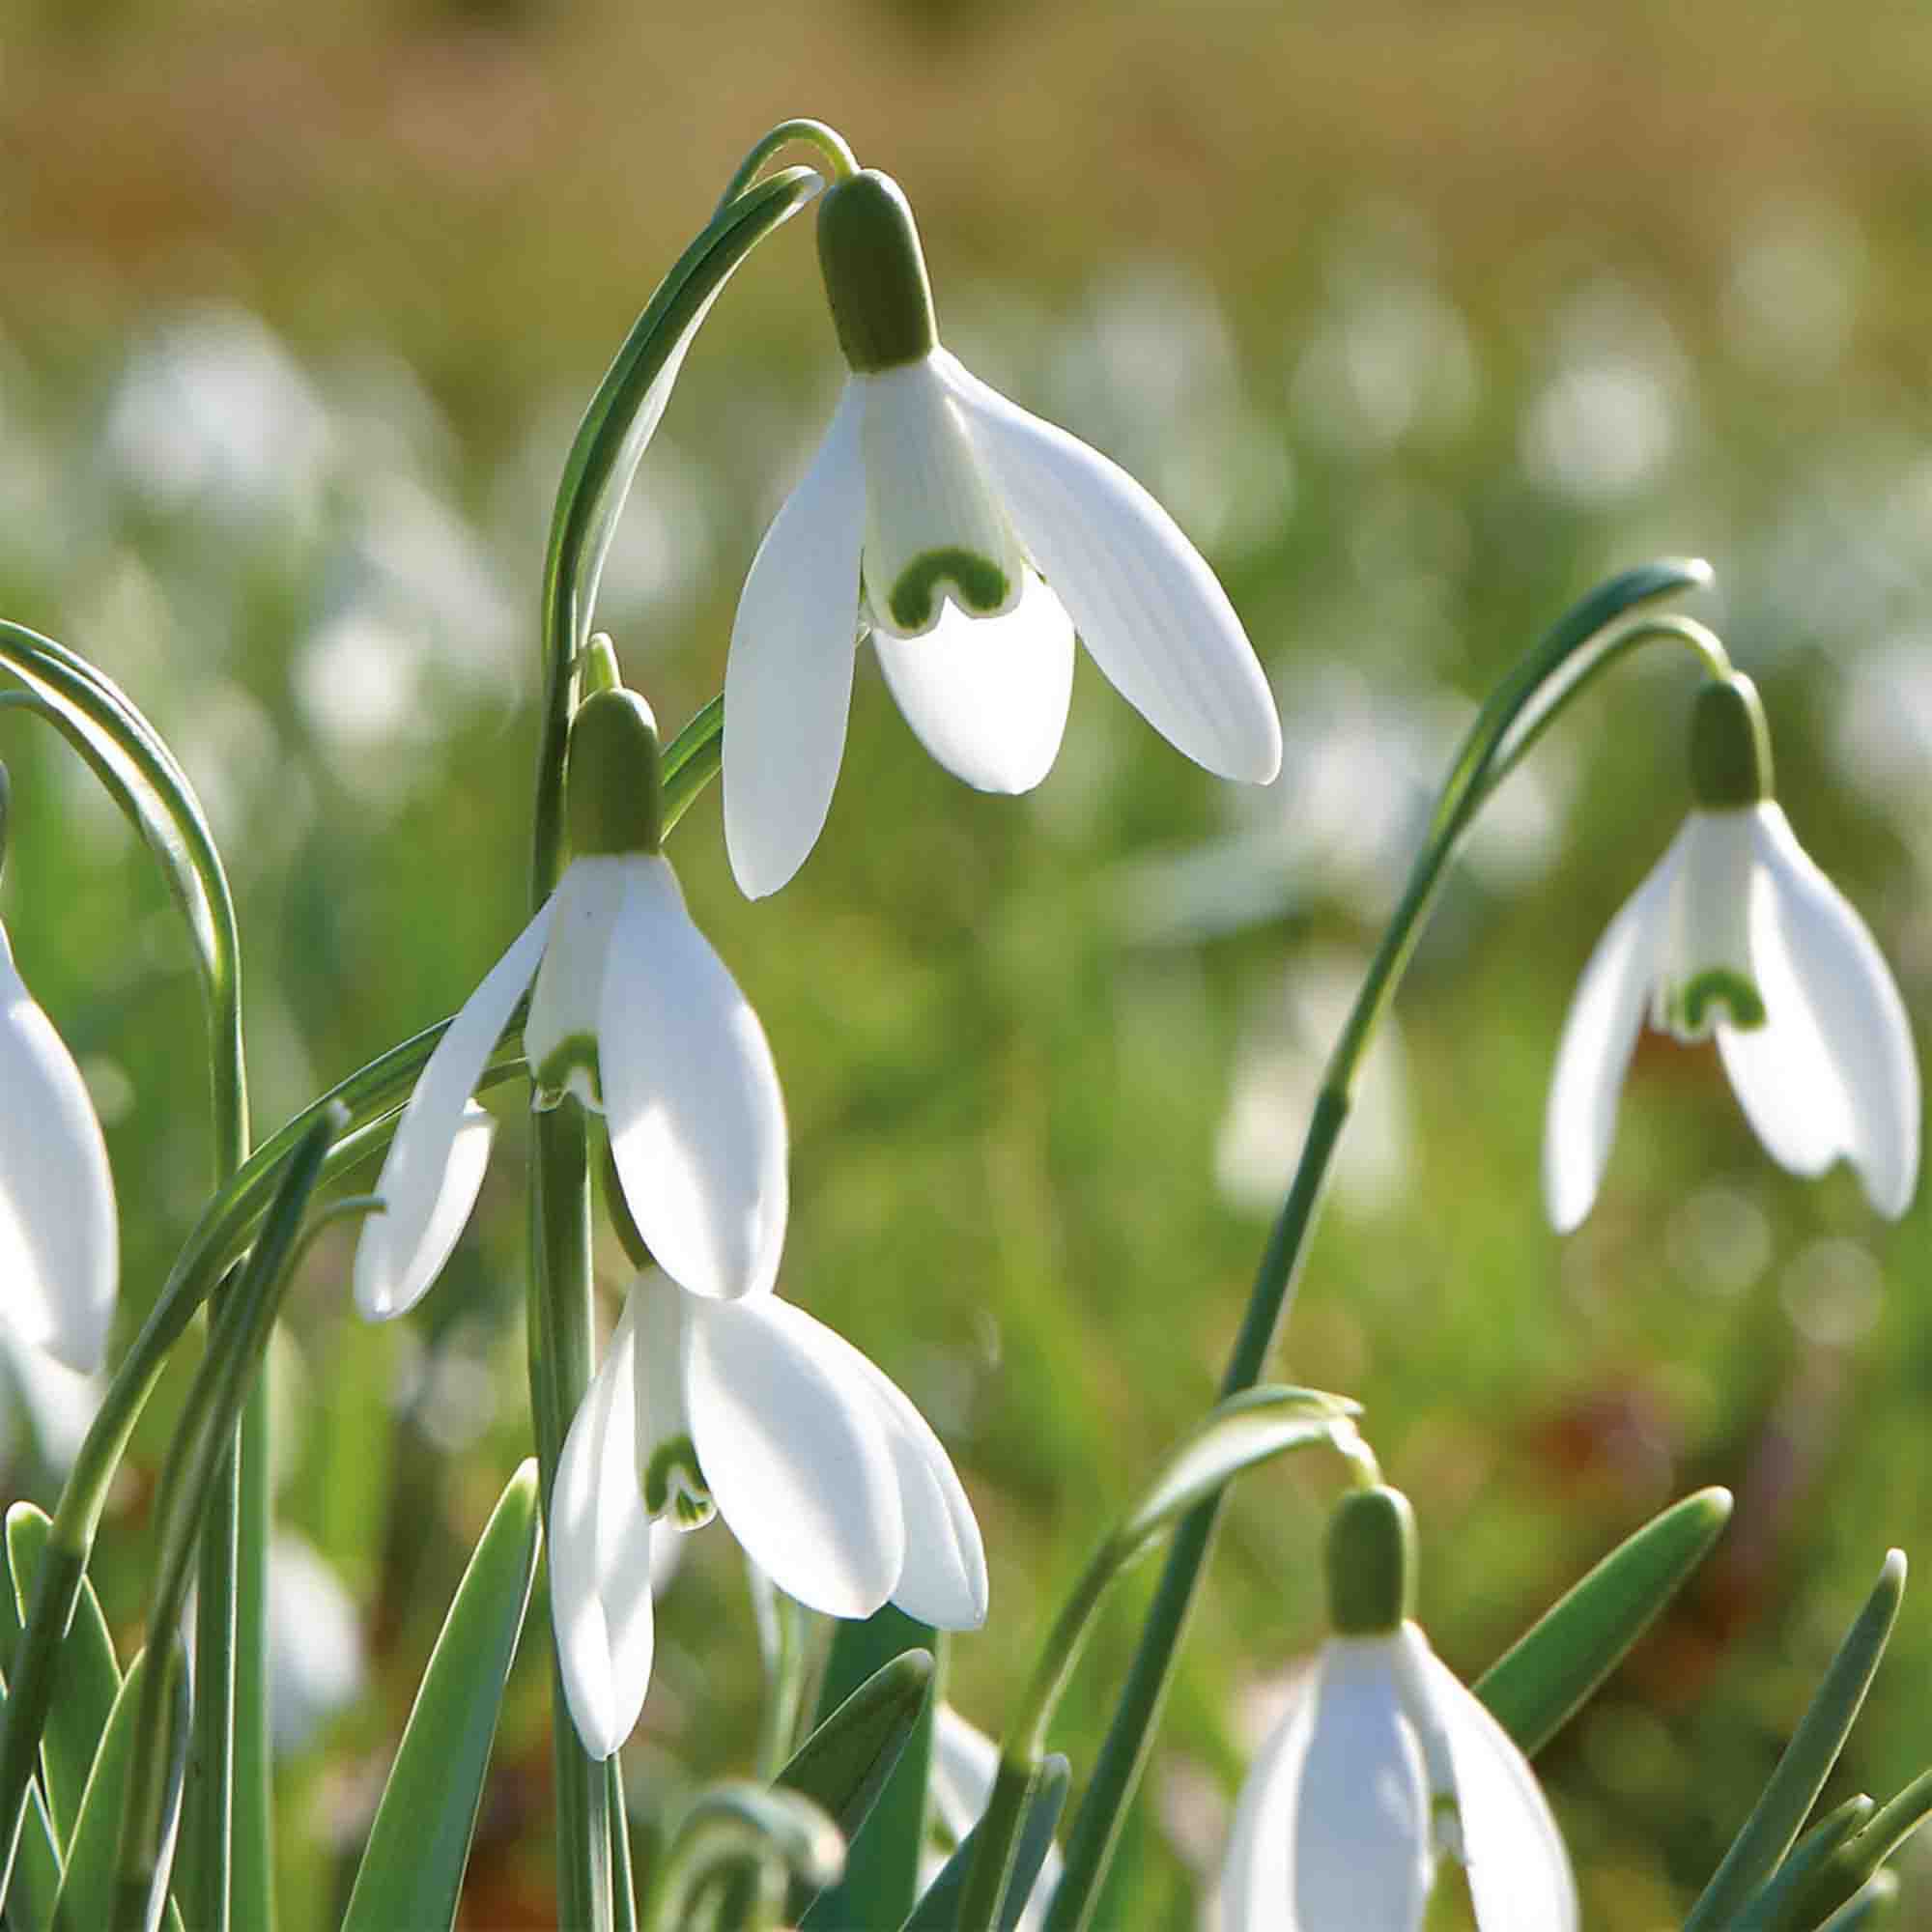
[683,1293,903,1620]
[871,569,1075,795]
[0,927,117,1371]
[551,1288,658,1760]
[938,351,1282,784]
[600,858,787,1301]
[724,383,867,899]
[1542,840,1680,1234]
[525,859,629,1103]
[1422,1648,1579,1932]
[1292,1638,1431,1930]
[812,1316,986,1628]
[1219,1670,1318,1932]
[353,900,554,1321]
[1719,805,1920,1216]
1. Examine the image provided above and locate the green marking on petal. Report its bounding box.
[1673,969,1767,1035]
[532,1034,603,1112]
[643,1434,715,1529]
[889,549,1010,633]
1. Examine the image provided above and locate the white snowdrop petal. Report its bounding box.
[1425,1649,1579,1932]
[871,570,1075,795]
[1292,1640,1431,1931]
[525,859,629,1108]
[353,899,555,1321]
[1542,840,1680,1234]
[939,351,1281,784]
[859,359,1024,639]
[551,1290,658,1760]
[0,931,117,1372]
[820,1317,987,1628]
[1219,1677,1317,1932]
[600,858,787,1301]
[683,1293,903,1620]
[1746,804,1919,1215]
[724,382,867,899]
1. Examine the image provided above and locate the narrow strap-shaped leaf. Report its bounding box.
[800,1608,940,1930]
[340,1459,543,1932]
[0,1670,68,1932]
[5,1505,120,1850]
[1475,1486,1732,1756]
[642,1784,842,1932]
[1784,1771,1932,1931]
[1731,1796,1873,1932]
[902,1754,1070,1932]
[1815,1870,1899,1929]
[1685,1551,1906,1931]
[774,1650,933,1921]
[51,1648,186,1932]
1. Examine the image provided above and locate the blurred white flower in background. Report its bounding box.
[1721,195,1862,382]
[924,1705,1062,1930]
[268,1532,364,1758]
[0,1321,103,1475]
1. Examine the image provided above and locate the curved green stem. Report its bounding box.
[1043,558,1716,1932]
[714,118,857,212]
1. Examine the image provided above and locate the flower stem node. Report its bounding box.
[566,688,663,858]
[817,170,939,375]
[1689,671,1774,810]
[1325,1485,1417,1636]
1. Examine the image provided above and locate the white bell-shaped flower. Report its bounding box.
[0,911,117,1375]
[723,169,1283,899]
[1545,675,1918,1232]
[353,690,787,1317]
[552,1266,988,1759]
[1222,1488,1576,1932]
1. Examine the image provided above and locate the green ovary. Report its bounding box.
[1670,968,1767,1036]
[644,1435,715,1530]
[888,548,1010,633]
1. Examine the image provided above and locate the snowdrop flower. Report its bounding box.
[0,769,117,1373]
[1545,672,1918,1233]
[267,1533,364,1757]
[353,686,786,1317]
[552,1266,987,1758]
[1222,1487,1576,1932]
[723,168,1282,898]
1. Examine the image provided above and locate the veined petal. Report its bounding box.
[1292,1638,1431,1930]
[0,928,116,1372]
[938,351,1281,784]
[724,382,867,899]
[600,857,787,1301]
[1734,805,1920,1216]
[859,358,1024,639]
[1654,810,1763,1040]
[353,898,555,1321]
[1542,839,1679,1234]
[552,1289,658,1760]
[1220,1674,1317,1932]
[805,1309,986,1627]
[1422,1648,1578,1932]
[683,1293,903,1620]
[871,569,1075,795]
[526,858,631,1110]
[630,1272,710,1529]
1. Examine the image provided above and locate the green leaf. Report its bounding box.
[1732,1796,1873,1932]
[800,1608,941,1931]
[5,1505,120,1851]
[340,1459,543,1932]
[1114,1388,1357,1557]
[902,1753,1070,1932]
[774,1650,933,1920]
[1475,1486,1732,1756]
[0,1669,69,1932]
[642,1784,842,1932]
[1784,1771,1932,1930]
[1815,1871,1899,1930]
[48,1648,187,1932]
[1685,1550,1906,1931]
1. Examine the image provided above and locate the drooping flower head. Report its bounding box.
[0,763,117,1374]
[724,166,1284,898]
[1544,671,1919,1232]
[1221,1487,1577,1932]
[552,1265,988,1759]
[353,678,787,1319]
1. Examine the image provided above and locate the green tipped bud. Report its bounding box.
[566,689,662,857]
[817,169,938,374]
[1690,671,1774,810]
[577,633,623,701]
[1325,1485,1416,1635]
[599,1140,653,1271]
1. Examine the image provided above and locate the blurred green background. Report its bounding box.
[7,0,1932,1923]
